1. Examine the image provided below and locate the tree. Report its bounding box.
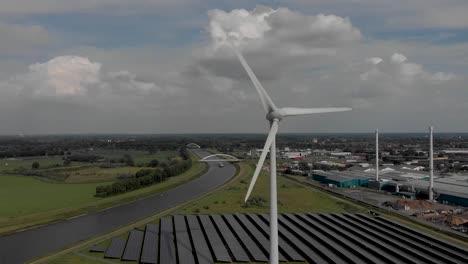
[148,159,159,167]
[121,154,135,166]
[32,162,40,169]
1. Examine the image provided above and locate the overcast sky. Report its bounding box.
[1,0,468,134]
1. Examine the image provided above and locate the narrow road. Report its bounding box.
[0,149,236,264]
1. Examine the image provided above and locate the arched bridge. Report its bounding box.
[186,143,201,149]
[199,154,241,162]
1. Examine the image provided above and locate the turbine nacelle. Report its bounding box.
[266,109,286,122]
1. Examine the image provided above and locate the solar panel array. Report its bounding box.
[94,213,468,264]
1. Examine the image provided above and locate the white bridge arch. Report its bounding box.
[199,154,241,162]
[186,143,201,149]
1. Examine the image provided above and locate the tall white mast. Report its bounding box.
[429,126,434,201]
[375,129,379,181]
[269,133,278,263]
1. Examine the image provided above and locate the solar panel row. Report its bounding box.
[186,215,213,264]
[211,214,250,262]
[295,214,381,264]
[96,213,468,264]
[122,230,144,261]
[160,217,177,264]
[140,224,159,264]
[104,237,126,259]
[174,215,196,264]
[259,214,317,263]
[310,213,409,263]
[246,214,304,262]
[366,214,468,263]
[223,214,268,262]
[198,214,231,262]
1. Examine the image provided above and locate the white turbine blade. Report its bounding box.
[231,46,277,113]
[282,107,352,117]
[245,121,279,202]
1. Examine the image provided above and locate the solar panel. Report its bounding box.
[160,217,177,264]
[98,213,468,264]
[296,214,382,264]
[285,214,365,264]
[335,213,457,264]
[104,237,126,259]
[198,215,231,262]
[174,215,196,264]
[223,214,268,262]
[89,245,106,253]
[186,215,214,264]
[278,214,345,264]
[247,214,305,262]
[235,214,286,262]
[361,214,468,263]
[211,214,250,262]
[311,214,420,264]
[122,230,144,261]
[259,214,324,264]
[140,224,159,264]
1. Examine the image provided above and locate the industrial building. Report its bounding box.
[311,168,468,207]
[92,213,468,263]
[311,171,372,188]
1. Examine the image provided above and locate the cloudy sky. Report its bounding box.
[1,0,467,134]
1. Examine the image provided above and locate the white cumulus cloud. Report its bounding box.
[7,55,161,98]
[208,6,361,50]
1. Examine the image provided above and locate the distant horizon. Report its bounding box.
[2,131,468,137]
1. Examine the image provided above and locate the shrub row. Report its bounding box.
[95,152,192,197]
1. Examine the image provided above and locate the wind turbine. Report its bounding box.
[231,45,352,264]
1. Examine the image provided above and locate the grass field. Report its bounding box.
[0,152,207,235]
[0,175,102,218]
[70,148,178,165]
[174,162,366,215]
[63,166,150,183]
[0,158,64,172]
[0,150,177,182]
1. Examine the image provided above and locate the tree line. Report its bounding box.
[95,148,192,197]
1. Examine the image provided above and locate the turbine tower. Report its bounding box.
[375,129,379,181]
[429,126,434,201]
[231,45,351,264]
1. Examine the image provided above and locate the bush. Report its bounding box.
[116,173,132,179]
[31,162,40,169]
[148,159,159,167]
[242,196,267,208]
[121,154,135,166]
[135,169,153,178]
